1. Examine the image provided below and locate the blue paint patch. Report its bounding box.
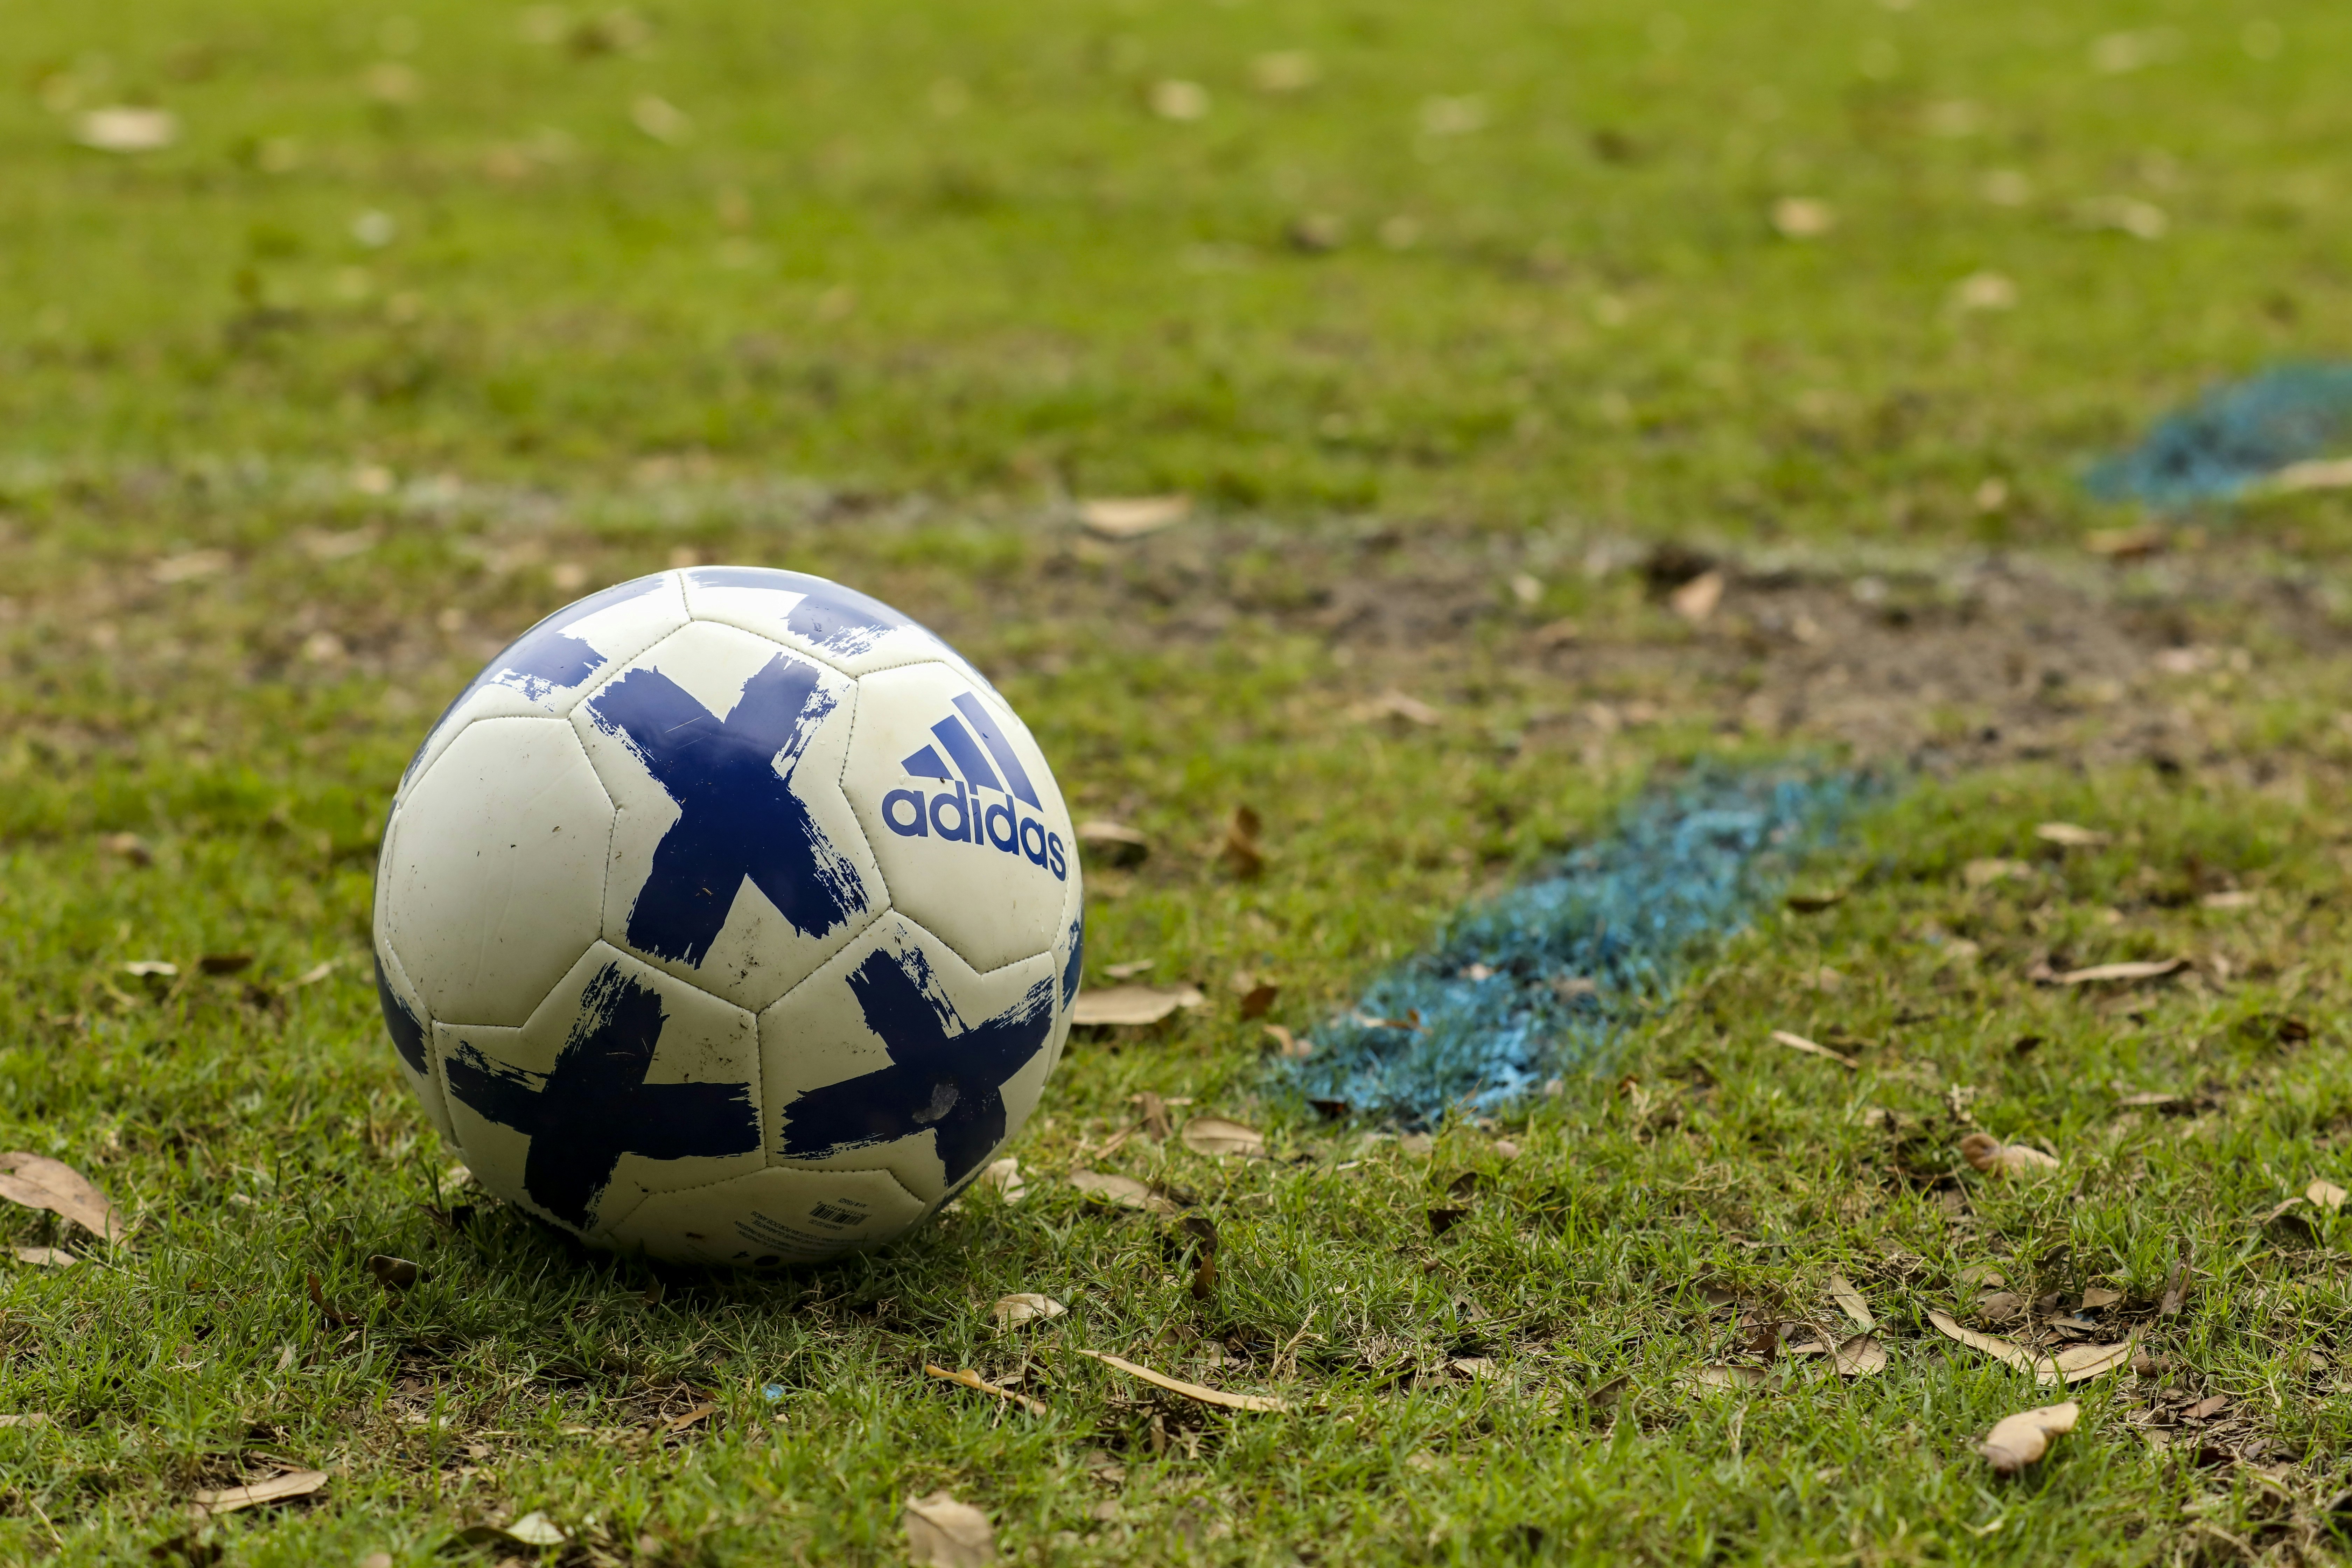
[444,962,760,1228]
[2087,363,2352,506]
[375,954,429,1077]
[1280,767,1872,1126]
[587,651,869,966]
[779,945,1055,1188]
[687,566,915,659]
[1060,918,1085,1010]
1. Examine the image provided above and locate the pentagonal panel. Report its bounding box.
[841,662,1074,972]
[396,572,690,805]
[434,942,763,1241]
[373,943,454,1141]
[679,565,992,685]
[382,716,615,1027]
[573,620,885,1011]
[759,913,1062,1205]
[606,1163,929,1266]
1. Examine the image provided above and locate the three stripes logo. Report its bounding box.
[879,692,1069,881]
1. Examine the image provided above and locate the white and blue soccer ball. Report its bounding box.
[372,568,1083,1265]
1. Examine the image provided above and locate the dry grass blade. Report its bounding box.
[1070,985,1205,1027]
[925,1363,1048,1417]
[2056,958,2185,985]
[1077,495,1190,539]
[1180,1116,1266,1157]
[904,1490,997,1567]
[1828,1272,1874,1331]
[0,1153,126,1243]
[1981,1401,2078,1474]
[1769,1030,1856,1069]
[1832,1336,1888,1377]
[992,1292,1066,1328]
[1076,1349,1289,1412]
[2035,821,2109,847]
[190,1469,329,1517]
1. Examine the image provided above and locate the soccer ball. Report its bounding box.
[371,568,1083,1266]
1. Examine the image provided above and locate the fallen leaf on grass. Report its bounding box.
[1238,982,1278,1019]
[1075,820,1149,867]
[191,1470,328,1517]
[1668,569,1726,622]
[1963,858,2032,888]
[1181,1117,1266,1157]
[1221,805,1265,878]
[2308,1179,2347,1212]
[662,1402,717,1433]
[1829,1273,1874,1331]
[100,832,153,865]
[925,1363,1048,1417]
[2035,822,2110,848]
[1833,1336,1888,1377]
[123,960,177,978]
[1078,495,1190,539]
[1928,1311,2131,1386]
[1427,1206,1467,1235]
[1960,1133,2060,1176]
[2053,958,2185,985]
[1785,889,1845,913]
[77,106,179,152]
[1070,985,1205,1027]
[0,1153,126,1243]
[1076,1349,1289,1412]
[1262,1024,1310,1059]
[0,1413,51,1428]
[11,1245,75,1267]
[455,1512,569,1549]
[1068,1171,1180,1214]
[2085,523,2166,558]
[992,1293,1066,1328]
[1103,959,1155,980]
[1981,1401,2077,1474]
[979,1156,1026,1204]
[904,1491,997,1567]
[197,953,252,976]
[1348,689,1442,727]
[1769,1030,1856,1069]
[365,1254,419,1289]
[1681,1364,1766,1392]
[2161,1250,2192,1316]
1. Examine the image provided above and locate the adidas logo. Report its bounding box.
[879,693,1069,881]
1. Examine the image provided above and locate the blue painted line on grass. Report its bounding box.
[1278,765,1875,1127]
[2086,362,2352,507]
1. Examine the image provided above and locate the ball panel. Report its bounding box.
[605,1163,930,1265]
[841,663,1074,973]
[383,717,616,1027]
[395,572,690,806]
[678,565,993,685]
[373,943,454,1141]
[573,621,886,1011]
[757,912,1062,1205]
[434,941,764,1239]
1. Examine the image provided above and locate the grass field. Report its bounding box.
[10,0,2352,1563]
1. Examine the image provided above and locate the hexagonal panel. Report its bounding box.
[679,565,992,685]
[606,1163,929,1266]
[382,716,615,1027]
[573,620,884,1011]
[758,913,1062,1205]
[395,572,689,806]
[841,662,1073,972]
[434,942,763,1240]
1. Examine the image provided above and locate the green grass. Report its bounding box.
[11,0,2352,1563]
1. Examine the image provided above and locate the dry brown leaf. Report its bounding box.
[1068,1171,1178,1215]
[1927,1309,2044,1377]
[454,1513,569,1550]
[2079,1286,2123,1311]
[0,1413,50,1428]
[1769,1030,1856,1069]
[2085,524,2166,559]
[925,1364,1047,1418]
[1828,1272,1875,1331]
[1981,1401,2078,1474]
[979,1156,1026,1205]
[1681,1364,1766,1392]
[1833,1335,1888,1377]
[1262,1024,1310,1059]
[904,1491,997,1567]
[122,960,177,978]
[366,1254,420,1289]
[1103,959,1155,980]
[992,1293,1066,1328]
[1078,495,1191,539]
[1962,857,2032,889]
[191,1470,329,1517]
[77,106,181,153]
[2055,958,2185,985]
[1348,689,1442,727]
[1075,820,1149,867]
[1770,197,1836,238]
[1180,1117,1266,1158]
[1928,1310,2129,1386]
[1668,569,1726,622]
[1959,1132,2060,1176]
[1220,805,1265,878]
[1076,1349,1289,1412]
[2035,821,2110,848]
[2308,1178,2347,1212]
[0,1153,126,1243]
[1238,982,1279,1020]
[11,1246,76,1267]
[1070,985,1205,1027]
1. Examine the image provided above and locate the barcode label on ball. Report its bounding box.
[808,1202,862,1226]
